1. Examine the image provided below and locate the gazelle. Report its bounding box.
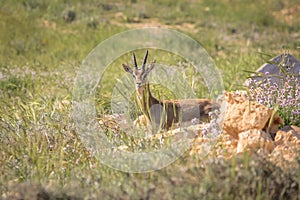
[122,50,218,131]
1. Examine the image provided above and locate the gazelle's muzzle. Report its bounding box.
[135,83,142,88]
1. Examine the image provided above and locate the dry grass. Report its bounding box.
[1,0,300,199]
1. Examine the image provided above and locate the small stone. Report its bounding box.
[118,145,129,151]
[270,128,300,169]
[275,129,300,147]
[133,115,150,127]
[236,129,274,154]
[63,10,76,23]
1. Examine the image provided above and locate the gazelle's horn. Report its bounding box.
[142,50,148,71]
[132,52,138,69]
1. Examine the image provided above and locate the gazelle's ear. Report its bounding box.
[145,59,156,74]
[122,64,133,74]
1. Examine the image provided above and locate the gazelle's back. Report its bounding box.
[163,98,219,125]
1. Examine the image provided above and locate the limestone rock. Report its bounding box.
[236,129,274,154]
[270,127,300,168]
[189,123,220,156]
[213,134,238,158]
[118,145,129,151]
[167,124,203,137]
[189,136,210,156]
[99,114,122,132]
[222,92,283,139]
[133,115,150,127]
[275,129,300,147]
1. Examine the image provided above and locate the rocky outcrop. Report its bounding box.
[98,91,299,170]
[191,91,300,169]
[222,92,283,139]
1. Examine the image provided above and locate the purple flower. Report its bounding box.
[248,72,300,125]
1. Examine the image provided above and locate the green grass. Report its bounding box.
[1,0,300,199]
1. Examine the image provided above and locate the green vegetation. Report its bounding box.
[1,0,300,199]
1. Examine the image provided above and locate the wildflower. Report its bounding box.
[248,69,300,126]
[201,109,222,138]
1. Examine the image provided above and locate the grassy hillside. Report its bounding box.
[1,0,300,199]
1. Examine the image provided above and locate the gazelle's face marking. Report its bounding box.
[132,69,146,89]
[122,50,156,90]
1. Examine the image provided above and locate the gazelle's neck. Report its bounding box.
[136,83,159,118]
